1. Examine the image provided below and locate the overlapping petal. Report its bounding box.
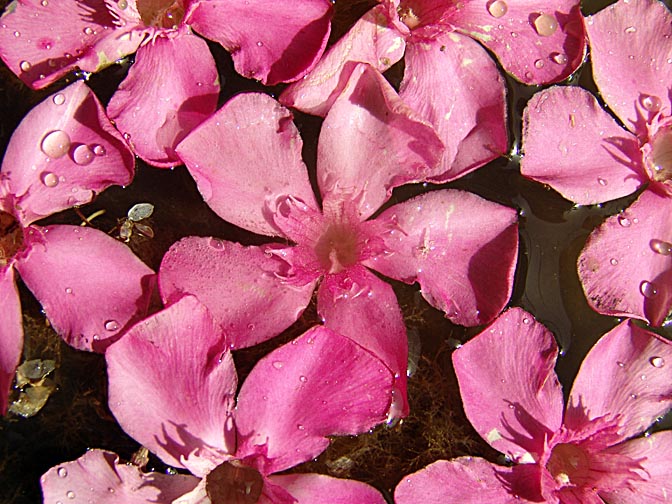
[0,266,22,415]
[271,473,387,504]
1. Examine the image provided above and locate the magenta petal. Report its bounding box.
[107,296,237,476]
[578,188,672,326]
[270,473,387,504]
[566,319,672,442]
[15,224,154,352]
[521,86,646,205]
[107,32,219,167]
[159,237,317,349]
[41,449,199,503]
[1,81,134,225]
[365,189,518,326]
[188,0,332,85]
[587,0,672,132]
[400,34,507,182]
[0,266,22,415]
[235,326,394,474]
[318,63,444,220]
[453,308,564,461]
[279,3,406,116]
[175,92,318,236]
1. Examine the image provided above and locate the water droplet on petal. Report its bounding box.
[640,94,662,113]
[299,375,308,383]
[72,144,94,165]
[41,130,71,158]
[610,258,619,266]
[534,13,558,37]
[617,215,631,227]
[624,26,636,33]
[272,361,284,369]
[208,237,224,249]
[522,317,530,324]
[297,423,305,430]
[617,361,625,368]
[65,287,72,294]
[57,467,68,478]
[551,52,568,64]
[41,171,59,187]
[640,280,658,298]
[256,41,263,47]
[13,31,20,37]
[52,93,65,105]
[597,177,608,186]
[650,356,665,368]
[19,60,31,72]
[66,490,75,499]
[534,59,545,69]
[92,144,106,156]
[117,0,128,9]
[104,319,120,331]
[487,0,507,18]
[83,26,94,35]
[40,0,48,6]
[650,239,672,255]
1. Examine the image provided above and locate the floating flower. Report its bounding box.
[41,295,394,503]
[0,81,154,414]
[0,0,333,167]
[395,307,672,503]
[521,0,672,326]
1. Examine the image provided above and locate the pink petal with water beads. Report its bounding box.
[175,92,318,237]
[235,326,395,475]
[451,0,585,85]
[1,81,134,226]
[317,63,444,220]
[0,266,22,415]
[400,32,507,182]
[15,224,154,352]
[40,449,200,504]
[107,31,219,168]
[453,308,564,461]
[521,86,646,205]
[279,2,406,116]
[107,296,237,477]
[159,237,317,349]
[566,319,672,443]
[578,188,672,326]
[364,189,518,327]
[586,0,672,136]
[187,0,331,85]
[270,473,387,504]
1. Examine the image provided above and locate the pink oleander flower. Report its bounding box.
[395,307,672,503]
[157,63,519,416]
[522,0,672,326]
[280,0,586,182]
[41,295,395,504]
[0,81,155,415]
[0,0,333,167]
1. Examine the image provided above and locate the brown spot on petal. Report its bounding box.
[206,461,264,504]
[0,210,23,267]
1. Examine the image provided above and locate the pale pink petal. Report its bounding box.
[107,31,219,168]
[15,224,154,352]
[452,1,585,85]
[107,296,237,477]
[270,473,387,504]
[578,188,672,326]
[587,0,672,133]
[566,319,672,442]
[1,81,134,225]
[453,308,564,461]
[175,92,317,237]
[187,0,332,85]
[235,326,394,474]
[521,86,646,205]
[316,265,409,417]
[317,63,444,220]
[279,3,406,116]
[364,189,518,327]
[159,237,317,349]
[41,449,199,503]
[0,266,22,416]
[400,33,507,182]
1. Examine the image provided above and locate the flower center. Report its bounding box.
[0,210,23,267]
[314,223,360,274]
[648,128,672,183]
[136,0,185,29]
[205,461,264,504]
[546,443,590,487]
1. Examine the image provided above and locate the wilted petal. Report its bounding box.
[107,31,219,167]
[0,266,22,416]
[175,92,317,237]
[15,224,154,352]
[271,473,387,504]
[41,449,199,503]
[578,188,672,326]
[235,326,394,474]
[453,308,564,461]
[521,86,646,205]
[1,81,134,225]
[365,189,518,327]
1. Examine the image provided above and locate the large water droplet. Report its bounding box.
[487,0,507,18]
[52,93,65,105]
[104,319,120,331]
[641,94,662,113]
[640,280,658,298]
[41,171,59,187]
[72,144,94,165]
[19,60,31,72]
[41,130,71,158]
[534,13,558,37]
[650,356,665,368]
[650,239,672,255]
[551,52,568,65]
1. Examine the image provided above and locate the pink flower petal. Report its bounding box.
[279,3,406,116]
[578,188,672,326]
[107,296,237,477]
[521,86,646,205]
[364,189,518,326]
[107,31,219,168]
[452,308,564,461]
[159,237,317,349]
[0,265,22,415]
[40,449,199,503]
[1,81,134,225]
[587,0,672,134]
[235,326,394,474]
[15,224,154,352]
[270,473,387,504]
[317,63,444,220]
[187,0,332,85]
[175,92,317,237]
[566,319,672,443]
[452,1,586,85]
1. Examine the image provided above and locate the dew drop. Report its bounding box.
[299,375,308,383]
[72,144,94,165]
[534,59,545,69]
[551,52,568,64]
[117,0,128,9]
[57,467,68,478]
[610,258,619,266]
[66,490,75,499]
[40,0,48,5]
[640,94,662,113]
[41,171,59,187]
[617,361,625,368]
[624,26,636,33]
[256,41,263,47]
[272,360,284,369]
[41,130,71,158]
[104,319,120,331]
[487,0,507,18]
[297,423,305,430]
[19,60,31,72]
[52,93,65,105]
[208,237,224,249]
[534,13,558,37]
[650,356,665,368]
[640,280,658,298]
[522,317,530,325]
[650,239,672,255]
[65,287,72,294]
[597,177,608,186]
[13,30,20,37]
[83,26,94,35]
[617,215,631,227]
[92,144,106,156]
